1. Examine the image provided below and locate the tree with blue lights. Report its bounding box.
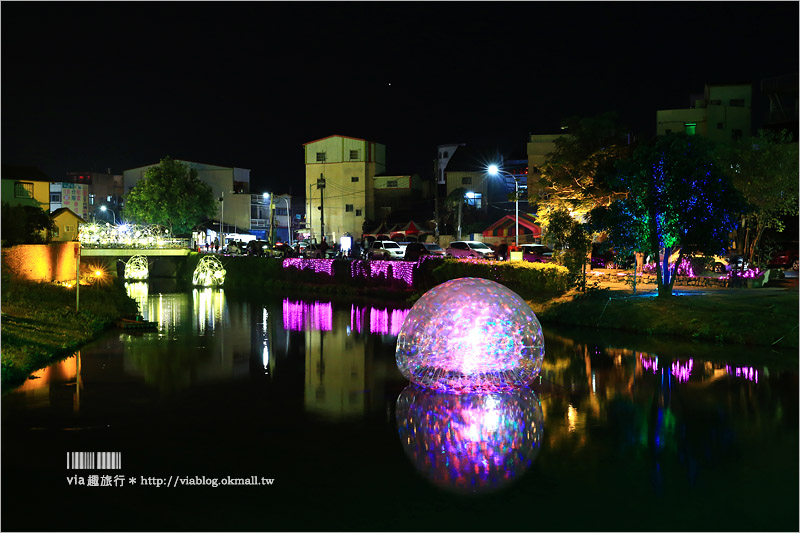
[607,134,745,297]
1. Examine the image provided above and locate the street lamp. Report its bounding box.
[487,164,521,247]
[99,205,116,225]
[263,192,291,242]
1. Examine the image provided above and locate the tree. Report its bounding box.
[542,207,592,290]
[606,133,745,297]
[719,129,799,266]
[538,112,631,220]
[123,157,217,234]
[1,203,54,245]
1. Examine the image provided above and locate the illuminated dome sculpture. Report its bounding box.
[192,255,226,286]
[124,255,149,280]
[396,277,544,393]
[396,385,543,494]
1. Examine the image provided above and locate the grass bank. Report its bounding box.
[1,279,139,389]
[529,287,799,349]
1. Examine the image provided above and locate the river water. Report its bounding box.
[2,280,797,531]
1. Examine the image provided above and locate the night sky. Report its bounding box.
[2,2,797,194]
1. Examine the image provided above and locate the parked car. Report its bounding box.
[403,242,444,261]
[711,253,748,273]
[247,240,270,257]
[304,243,335,259]
[445,241,497,259]
[267,242,296,259]
[768,245,799,271]
[423,243,446,257]
[519,244,553,263]
[366,240,405,260]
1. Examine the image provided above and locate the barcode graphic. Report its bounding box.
[66,452,122,470]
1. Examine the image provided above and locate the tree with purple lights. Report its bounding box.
[607,134,745,297]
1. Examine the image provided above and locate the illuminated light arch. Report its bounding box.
[192,255,226,286]
[124,255,149,280]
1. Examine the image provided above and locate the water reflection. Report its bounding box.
[395,385,543,494]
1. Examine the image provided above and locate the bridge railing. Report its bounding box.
[80,238,191,249]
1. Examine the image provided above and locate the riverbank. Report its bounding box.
[529,284,799,349]
[1,279,139,389]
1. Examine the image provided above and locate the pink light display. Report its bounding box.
[282,299,332,331]
[396,278,545,393]
[639,353,659,374]
[396,385,543,494]
[726,365,759,383]
[670,358,694,383]
[282,258,334,276]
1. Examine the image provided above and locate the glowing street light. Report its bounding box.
[263,192,292,243]
[487,164,521,247]
[99,205,116,225]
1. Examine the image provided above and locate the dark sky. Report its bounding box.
[2,2,797,194]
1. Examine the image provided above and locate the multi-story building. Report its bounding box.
[760,73,798,136]
[656,83,753,141]
[373,174,424,223]
[65,171,124,221]
[526,133,564,198]
[1,178,51,211]
[49,181,90,220]
[123,160,251,232]
[303,135,386,242]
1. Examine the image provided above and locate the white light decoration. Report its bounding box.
[192,255,226,286]
[78,222,183,249]
[124,255,149,280]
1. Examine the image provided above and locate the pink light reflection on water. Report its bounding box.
[726,365,759,383]
[670,359,694,383]
[282,299,332,331]
[349,305,409,336]
[639,353,659,374]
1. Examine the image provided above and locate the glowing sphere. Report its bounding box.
[192,256,226,286]
[396,385,543,494]
[396,277,544,393]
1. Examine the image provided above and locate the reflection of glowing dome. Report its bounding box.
[396,278,544,393]
[396,385,543,494]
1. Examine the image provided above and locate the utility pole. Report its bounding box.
[433,158,440,241]
[317,173,326,243]
[268,194,275,244]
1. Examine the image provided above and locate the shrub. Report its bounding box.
[431,258,570,297]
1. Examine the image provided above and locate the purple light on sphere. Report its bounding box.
[395,277,545,393]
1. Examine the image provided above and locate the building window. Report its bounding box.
[732,129,743,141]
[276,208,287,216]
[438,151,442,158]
[355,209,362,216]
[14,182,34,198]
[387,180,398,188]
[461,177,472,185]
[316,152,326,162]
[51,193,62,203]
[729,98,745,107]
[64,225,74,232]
[351,176,359,183]
[466,192,483,209]
[717,122,724,129]
[52,226,59,238]
[684,123,696,136]
[89,194,95,205]
[443,151,449,157]
[665,129,672,134]
[345,204,354,212]
[349,150,359,160]
[709,99,721,105]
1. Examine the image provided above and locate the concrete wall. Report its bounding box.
[2,242,79,282]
